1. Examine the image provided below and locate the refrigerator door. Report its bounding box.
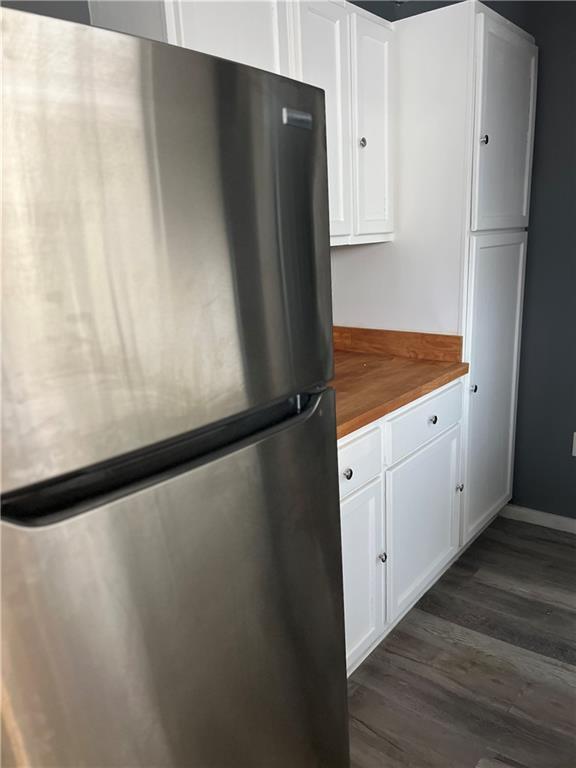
[2,391,349,768]
[2,8,332,492]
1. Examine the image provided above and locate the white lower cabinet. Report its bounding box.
[338,381,465,673]
[387,425,461,617]
[340,480,385,670]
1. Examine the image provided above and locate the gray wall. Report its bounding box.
[1,1,90,24]
[1,0,168,40]
[352,0,530,25]
[512,2,576,519]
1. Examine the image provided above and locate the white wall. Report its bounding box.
[331,2,475,335]
[330,235,464,334]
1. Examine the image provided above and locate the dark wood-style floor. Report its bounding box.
[348,517,576,768]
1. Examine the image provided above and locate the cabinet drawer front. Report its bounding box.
[338,428,381,499]
[384,383,463,464]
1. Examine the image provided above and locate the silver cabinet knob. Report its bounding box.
[343,467,353,480]
[456,484,464,493]
[470,384,478,393]
[480,134,489,144]
[428,415,438,425]
[359,137,367,148]
[378,552,387,563]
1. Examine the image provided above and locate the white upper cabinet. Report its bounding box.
[351,13,393,236]
[165,1,291,75]
[295,1,353,239]
[472,12,538,231]
[89,0,394,246]
[331,2,537,335]
[294,1,394,245]
[463,231,526,542]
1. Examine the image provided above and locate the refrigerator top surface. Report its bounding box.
[2,9,332,493]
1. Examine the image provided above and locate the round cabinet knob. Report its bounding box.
[378,552,387,563]
[359,137,367,148]
[428,415,438,425]
[456,484,464,493]
[470,384,478,393]
[343,467,354,480]
[480,134,489,145]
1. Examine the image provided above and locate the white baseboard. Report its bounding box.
[500,504,576,534]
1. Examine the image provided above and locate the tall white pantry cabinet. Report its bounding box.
[403,2,537,545]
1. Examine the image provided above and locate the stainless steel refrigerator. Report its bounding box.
[1,8,349,767]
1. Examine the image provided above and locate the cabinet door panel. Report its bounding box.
[351,14,393,235]
[464,232,526,541]
[297,1,352,238]
[388,426,460,619]
[340,480,385,671]
[167,0,288,74]
[472,14,537,230]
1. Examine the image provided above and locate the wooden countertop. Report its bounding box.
[333,350,469,439]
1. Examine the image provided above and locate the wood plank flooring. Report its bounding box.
[348,517,576,768]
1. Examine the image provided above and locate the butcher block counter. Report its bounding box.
[332,327,469,439]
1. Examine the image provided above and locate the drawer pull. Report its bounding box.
[378,552,387,564]
[343,467,354,480]
[470,384,478,393]
[384,382,462,464]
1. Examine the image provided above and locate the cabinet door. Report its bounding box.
[471,13,537,231]
[351,13,393,236]
[165,0,290,74]
[387,426,460,619]
[296,1,352,238]
[340,479,385,671]
[463,232,526,542]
